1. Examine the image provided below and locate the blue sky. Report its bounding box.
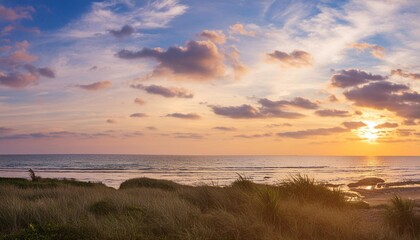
[0,0,419,155]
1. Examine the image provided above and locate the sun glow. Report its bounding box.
[356,121,379,143]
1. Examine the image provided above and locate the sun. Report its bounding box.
[356,121,379,143]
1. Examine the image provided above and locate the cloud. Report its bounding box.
[225,46,247,80]
[0,42,54,89]
[130,113,148,118]
[329,95,338,102]
[343,81,420,119]
[109,25,134,38]
[267,50,312,67]
[349,42,385,59]
[265,123,292,128]
[134,98,146,105]
[229,23,256,36]
[396,129,414,137]
[258,97,319,109]
[212,104,304,119]
[24,64,55,78]
[391,69,420,80]
[403,119,418,126]
[211,104,262,118]
[0,45,38,67]
[171,132,205,139]
[0,71,38,88]
[278,127,348,138]
[211,97,313,119]
[330,69,386,88]
[0,5,35,22]
[123,131,144,138]
[0,132,65,140]
[198,30,226,44]
[145,126,157,131]
[314,109,351,117]
[57,0,188,39]
[354,110,363,115]
[166,113,201,120]
[375,122,398,129]
[76,81,112,91]
[342,121,367,129]
[213,126,237,131]
[106,119,116,124]
[234,133,272,138]
[117,40,225,80]
[0,130,149,141]
[0,127,13,135]
[131,84,193,98]
[1,24,40,36]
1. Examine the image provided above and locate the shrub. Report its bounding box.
[278,175,346,207]
[119,177,180,190]
[257,187,287,229]
[385,195,419,236]
[230,174,256,191]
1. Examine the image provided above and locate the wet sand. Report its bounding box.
[352,186,420,207]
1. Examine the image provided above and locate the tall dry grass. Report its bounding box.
[0,176,418,240]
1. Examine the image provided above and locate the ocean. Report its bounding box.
[0,155,419,188]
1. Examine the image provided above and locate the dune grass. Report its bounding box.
[119,177,181,191]
[385,195,420,237]
[0,175,418,240]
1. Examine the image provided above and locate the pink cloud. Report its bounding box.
[229,23,256,37]
[268,50,313,67]
[349,42,385,59]
[0,5,35,22]
[76,81,112,91]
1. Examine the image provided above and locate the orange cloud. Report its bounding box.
[76,81,112,91]
[391,69,420,80]
[314,109,351,117]
[268,50,313,67]
[349,42,385,59]
[134,98,146,105]
[198,30,226,44]
[229,23,256,37]
[131,84,193,98]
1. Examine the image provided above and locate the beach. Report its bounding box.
[1,155,419,239]
[354,186,420,207]
[1,175,419,240]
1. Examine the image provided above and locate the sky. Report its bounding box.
[0,0,419,155]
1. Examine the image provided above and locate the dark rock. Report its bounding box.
[348,178,385,188]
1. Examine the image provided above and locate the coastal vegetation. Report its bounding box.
[0,174,419,240]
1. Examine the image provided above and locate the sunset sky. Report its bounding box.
[0,0,419,155]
